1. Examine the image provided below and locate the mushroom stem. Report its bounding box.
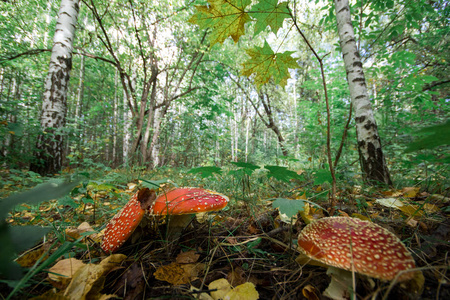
[164,214,194,240]
[323,267,355,300]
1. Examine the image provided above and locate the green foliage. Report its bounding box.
[190,0,298,88]
[241,41,298,88]
[0,179,78,279]
[140,178,173,189]
[5,237,85,299]
[313,169,333,185]
[189,0,252,46]
[405,120,450,152]
[230,162,260,176]
[0,179,79,219]
[252,0,290,35]
[264,165,303,182]
[271,197,305,219]
[188,166,223,178]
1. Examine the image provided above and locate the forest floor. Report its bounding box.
[0,167,449,299]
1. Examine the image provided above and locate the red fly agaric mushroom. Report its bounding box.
[101,188,156,253]
[297,217,417,299]
[149,187,229,238]
[150,187,229,215]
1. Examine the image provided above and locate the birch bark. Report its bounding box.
[334,0,392,185]
[30,0,79,175]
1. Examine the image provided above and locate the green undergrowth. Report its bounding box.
[0,163,449,299]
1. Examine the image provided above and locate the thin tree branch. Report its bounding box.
[0,49,51,64]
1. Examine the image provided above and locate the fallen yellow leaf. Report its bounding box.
[402,187,420,198]
[16,247,48,268]
[399,205,424,217]
[302,284,320,300]
[223,282,259,300]
[209,278,232,300]
[63,254,126,300]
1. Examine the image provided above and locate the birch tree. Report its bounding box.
[334,0,392,185]
[30,0,80,175]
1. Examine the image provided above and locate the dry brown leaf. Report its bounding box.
[381,189,402,197]
[338,210,350,217]
[429,194,450,204]
[16,247,48,268]
[153,262,205,285]
[299,203,325,225]
[113,262,146,300]
[63,254,126,300]
[31,288,68,300]
[296,192,307,200]
[302,284,320,300]
[196,212,207,223]
[422,203,440,213]
[48,258,86,288]
[176,250,200,264]
[227,266,247,287]
[351,213,371,222]
[65,222,97,241]
[406,218,418,227]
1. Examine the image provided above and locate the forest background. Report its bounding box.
[0,0,449,298]
[0,0,448,183]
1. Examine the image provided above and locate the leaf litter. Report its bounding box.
[1,179,449,300]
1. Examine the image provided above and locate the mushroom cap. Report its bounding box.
[297,217,416,281]
[101,188,155,253]
[150,187,229,215]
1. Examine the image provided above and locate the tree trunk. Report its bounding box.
[334,0,392,185]
[258,92,289,157]
[122,67,137,165]
[30,0,79,175]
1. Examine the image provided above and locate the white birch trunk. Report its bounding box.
[123,69,136,164]
[75,54,84,124]
[112,70,118,165]
[31,0,79,175]
[334,0,392,185]
[245,116,250,162]
[123,87,132,164]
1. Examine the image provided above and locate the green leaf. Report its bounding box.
[272,198,305,219]
[241,41,298,88]
[264,165,302,182]
[189,0,252,46]
[231,161,260,176]
[405,120,450,152]
[9,226,52,254]
[251,0,290,35]
[421,75,439,83]
[188,166,223,178]
[140,178,171,189]
[0,179,79,220]
[313,169,332,185]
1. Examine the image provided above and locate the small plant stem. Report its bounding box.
[289,8,337,213]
